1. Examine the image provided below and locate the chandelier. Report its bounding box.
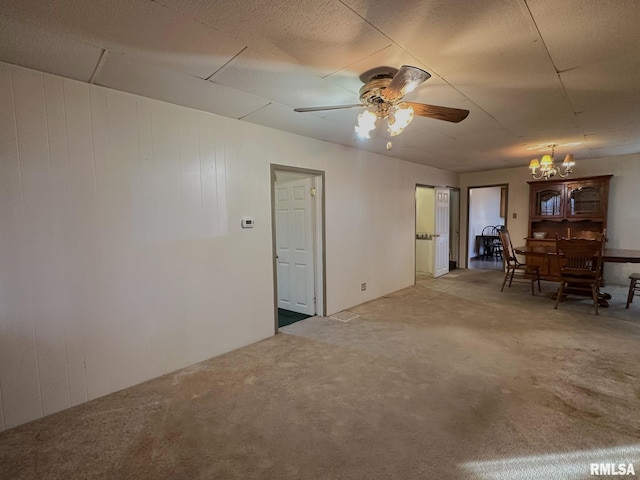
[354,102,415,150]
[528,144,575,180]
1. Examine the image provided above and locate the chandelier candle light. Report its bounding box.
[529,144,575,180]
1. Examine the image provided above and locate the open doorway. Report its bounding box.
[271,165,325,332]
[466,185,508,270]
[415,185,452,279]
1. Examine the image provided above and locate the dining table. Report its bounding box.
[475,235,500,259]
[514,245,640,263]
[514,245,640,307]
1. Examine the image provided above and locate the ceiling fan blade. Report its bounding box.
[405,102,470,123]
[381,65,431,103]
[294,104,364,113]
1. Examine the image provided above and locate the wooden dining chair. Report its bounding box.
[481,225,497,259]
[575,228,609,302]
[626,273,640,309]
[498,228,541,295]
[492,225,504,259]
[554,236,604,315]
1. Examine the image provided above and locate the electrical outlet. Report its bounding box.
[361,283,367,291]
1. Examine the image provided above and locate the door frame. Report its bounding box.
[465,183,509,268]
[433,187,451,278]
[415,183,435,284]
[448,187,461,270]
[415,183,457,281]
[414,184,461,282]
[270,164,326,333]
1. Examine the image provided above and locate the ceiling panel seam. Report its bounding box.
[337,0,515,137]
[204,46,248,82]
[89,49,108,84]
[519,0,581,121]
[320,44,393,79]
[238,102,272,120]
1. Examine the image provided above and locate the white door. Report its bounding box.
[275,177,316,315]
[433,187,450,278]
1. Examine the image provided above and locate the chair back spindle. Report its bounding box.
[554,236,604,314]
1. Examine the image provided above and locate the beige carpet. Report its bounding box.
[1,269,639,479]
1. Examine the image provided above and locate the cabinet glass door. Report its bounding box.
[534,188,563,217]
[568,184,602,217]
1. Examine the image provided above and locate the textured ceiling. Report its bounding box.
[1,0,639,172]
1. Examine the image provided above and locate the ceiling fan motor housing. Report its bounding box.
[359,75,394,116]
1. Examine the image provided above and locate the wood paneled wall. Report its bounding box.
[0,63,232,429]
[0,62,460,431]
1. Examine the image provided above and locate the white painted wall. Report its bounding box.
[467,186,503,258]
[416,187,435,234]
[0,62,458,431]
[460,155,640,284]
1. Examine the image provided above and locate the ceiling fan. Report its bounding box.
[294,65,469,147]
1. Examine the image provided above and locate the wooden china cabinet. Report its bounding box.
[525,175,612,280]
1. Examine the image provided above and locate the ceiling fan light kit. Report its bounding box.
[387,103,415,136]
[354,109,377,138]
[528,144,576,180]
[354,103,415,140]
[294,65,469,149]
